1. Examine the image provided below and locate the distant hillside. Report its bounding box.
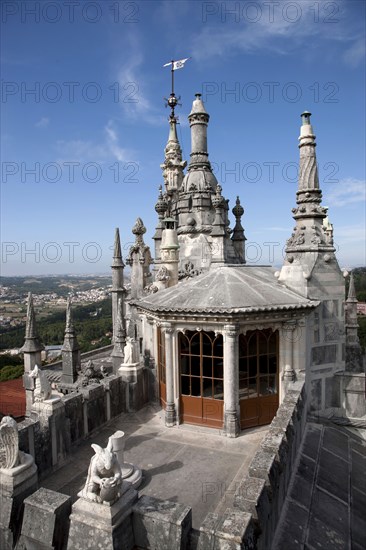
[0,298,112,352]
[351,267,366,302]
[0,275,112,297]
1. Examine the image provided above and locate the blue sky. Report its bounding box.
[1,0,365,276]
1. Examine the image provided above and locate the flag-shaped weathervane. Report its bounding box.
[163,57,190,118]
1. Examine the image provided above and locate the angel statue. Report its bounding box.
[0,416,19,470]
[80,436,122,505]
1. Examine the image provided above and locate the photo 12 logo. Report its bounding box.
[1,1,139,24]
[201,2,340,24]
[1,161,140,184]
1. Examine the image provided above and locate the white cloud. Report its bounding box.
[188,0,364,66]
[35,117,49,128]
[325,178,366,207]
[55,121,134,164]
[114,33,165,126]
[343,37,366,68]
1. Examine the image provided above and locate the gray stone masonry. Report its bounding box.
[17,487,71,550]
[272,421,366,550]
[233,381,306,549]
[133,495,192,550]
[0,453,38,550]
[67,485,137,550]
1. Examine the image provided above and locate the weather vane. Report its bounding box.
[163,57,190,120]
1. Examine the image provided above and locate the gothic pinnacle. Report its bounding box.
[112,227,124,268]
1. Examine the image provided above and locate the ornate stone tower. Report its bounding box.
[111,228,126,346]
[174,94,244,271]
[61,297,80,386]
[21,292,44,373]
[279,112,345,412]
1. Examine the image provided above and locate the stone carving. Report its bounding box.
[155,265,170,282]
[29,364,52,402]
[144,283,159,294]
[81,437,122,504]
[0,416,19,469]
[78,360,104,387]
[178,261,201,280]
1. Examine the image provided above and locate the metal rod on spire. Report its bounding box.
[163,57,190,120]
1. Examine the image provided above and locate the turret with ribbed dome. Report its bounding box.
[180,93,218,194]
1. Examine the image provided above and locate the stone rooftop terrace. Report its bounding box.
[40,403,268,530]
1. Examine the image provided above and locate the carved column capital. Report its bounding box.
[224,324,239,338]
[160,321,174,334]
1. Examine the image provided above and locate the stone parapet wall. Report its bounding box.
[16,371,149,479]
[46,344,114,371]
[222,380,306,549]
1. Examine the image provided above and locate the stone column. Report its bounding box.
[162,322,176,427]
[223,324,240,437]
[281,323,296,385]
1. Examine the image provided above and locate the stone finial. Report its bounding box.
[212,185,225,209]
[65,296,74,332]
[62,298,79,352]
[132,217,146,240]
[0,416,19,469]
[232,196,244,218]
[155,186,168,216]
[21,292,43,354]
[113,227,124,267]
[231,196,246,263]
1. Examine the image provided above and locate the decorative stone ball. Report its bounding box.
[232,196,244,218]
[186,217,196,226]
[155,189,168,215]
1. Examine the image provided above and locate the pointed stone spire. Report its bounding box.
[231,196,246,263]
[282,112,336,264]
[111,227,126,345]
[61,296,80,386]
[112,227,124,268]
[21,292,44,372]
[345,272,359,344]
[65,296,74,332]
[160,118,187,198]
